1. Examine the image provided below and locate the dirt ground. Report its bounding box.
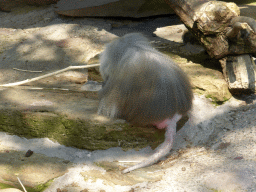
[0,1,256,192]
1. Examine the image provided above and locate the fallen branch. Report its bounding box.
[17,177,27,192]
[0,63,100,87]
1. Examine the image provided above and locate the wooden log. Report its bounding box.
[166,0,242,58]
[219,55,256,94]
[166,0,256,93]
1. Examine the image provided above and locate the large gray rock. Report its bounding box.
[24,0,59,5]
[55,0,174,18]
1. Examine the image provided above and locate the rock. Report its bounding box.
[0,0,58,12]
[0,0,13,12]
[81,80,102,91]
[24,0,59,5]
[190,64,232,103]
[0,18,110,89]
[0,189,23,192]
[54,71,88,84]
[0,150,72,188]
[55,0,174,18]
[153,24,231,103]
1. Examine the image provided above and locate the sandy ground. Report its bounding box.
[0,2,256,192]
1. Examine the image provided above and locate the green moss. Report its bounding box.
[0,110,165,151]
[32,178,54,192]
[0,182,16,189]
[205,94,229,106]
[0,179,53,192]
[161,52,231,104]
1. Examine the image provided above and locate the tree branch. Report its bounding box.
[0,64,100,87]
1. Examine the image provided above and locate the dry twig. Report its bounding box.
[17,177,27,192]
[0,64,100,87]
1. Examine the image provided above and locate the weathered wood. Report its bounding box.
[166,0,249,58]
[166,0,256,93]
[220,55,256,94]
[165,0,209,27]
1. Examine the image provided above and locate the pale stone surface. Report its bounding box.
[0,2,256,192]
[0,189,23,192]
[0,151,72,187]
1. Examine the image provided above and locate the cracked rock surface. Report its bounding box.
[0,1,256,192]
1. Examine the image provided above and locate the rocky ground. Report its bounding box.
[0,1,256,192]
